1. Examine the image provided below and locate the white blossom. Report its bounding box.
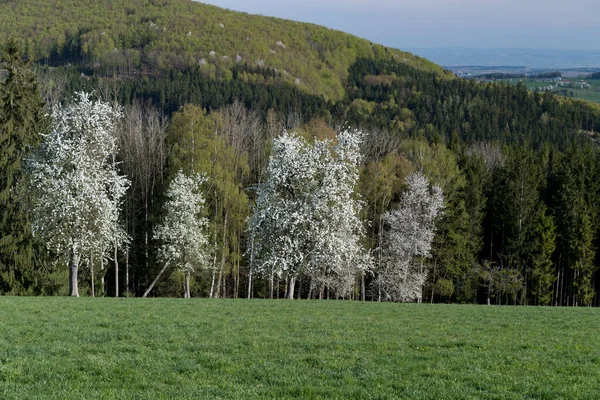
[154,171,210,278]
[379,172,444,302]
[27,92,129,296]
[249,130,372,298]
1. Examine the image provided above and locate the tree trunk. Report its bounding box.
[361,273,366,301]
[287,276,296,299]
[143,262,169,298]
[69,249,81,297]
[247,267,253,299]
[216,211,228,299]
[209,268,216,298]
[100,257,105,295]
[114,243,119,297]
[125,248,129,295]
[184,271,191,298]
[90,252,95,298]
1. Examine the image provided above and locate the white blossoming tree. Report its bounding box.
[379,172,444,302]
[152,171,210,298]
[248,130,371,299]
[28,92,129,297]
[309,130,372,298]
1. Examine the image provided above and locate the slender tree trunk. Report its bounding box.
[114,243,119,297]
[361,273,365,301]
[100,257,105,295]
[125,248,129,295]
[209,268,216,298]
[143,263,169,298]
[90,252,95,298]
[184,271,191,298]
[216,212,228,299]
[69,249,81,297]
[247,229,255,299]
[247,267,253,299]
[287,276,296,299]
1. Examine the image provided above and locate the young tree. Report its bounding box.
[379,173,444,302]
[27,92,129,297]
[153,171,210,298]
[167,105,248,299]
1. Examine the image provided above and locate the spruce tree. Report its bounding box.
[530,205,557,305]
[0,39,47,293]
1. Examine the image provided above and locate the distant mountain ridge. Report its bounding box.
[0,0,448,100]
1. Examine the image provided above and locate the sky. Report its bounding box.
[197,0,600,51]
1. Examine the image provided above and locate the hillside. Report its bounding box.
[0,0,447,100]
[2,1,600,306]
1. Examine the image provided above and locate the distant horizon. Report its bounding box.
[406,46,600,52]
[198,0,600,52]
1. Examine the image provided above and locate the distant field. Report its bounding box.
[501,78,600,103]
[1,299,600,399]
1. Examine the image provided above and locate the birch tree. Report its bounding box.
[153,171,210,298]
[27,92,129,297]
[380,173,443,302]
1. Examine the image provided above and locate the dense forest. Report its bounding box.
[1,0,600,306]
[0,0,446,100]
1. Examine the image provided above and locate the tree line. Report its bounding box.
[2,41,600,305]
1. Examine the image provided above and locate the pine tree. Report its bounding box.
[0,39,48,293]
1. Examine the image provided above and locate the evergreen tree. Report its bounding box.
[0,39,47,293]
[530,205,557,305]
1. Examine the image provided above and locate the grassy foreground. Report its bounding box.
[0,299,599,399]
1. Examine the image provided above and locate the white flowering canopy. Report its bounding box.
[154,171,210,275]
[28,92,129,264]
[249,129,371,296]
[380,172,444,302]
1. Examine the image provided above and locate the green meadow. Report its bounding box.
[502,78,600,104]
[1,298,599,399]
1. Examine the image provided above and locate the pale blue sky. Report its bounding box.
[198,0,600,50]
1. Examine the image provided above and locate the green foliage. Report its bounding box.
[166,105,248,298]
[0,39,48,294]
[530,205,557,306]
[0,0,447,100]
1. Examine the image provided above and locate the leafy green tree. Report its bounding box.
[167,105,248,298]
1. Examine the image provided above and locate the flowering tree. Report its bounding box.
[308,130,372,298]
[153,171,210,298]
[248,130,371,299]
[28,92,129,297]
[379,173,444,302]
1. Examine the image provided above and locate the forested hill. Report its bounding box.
[2,1,600,306]
[0,0,447,100]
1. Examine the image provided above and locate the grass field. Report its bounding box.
[1,299,599,399]
[501,78,600,104]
